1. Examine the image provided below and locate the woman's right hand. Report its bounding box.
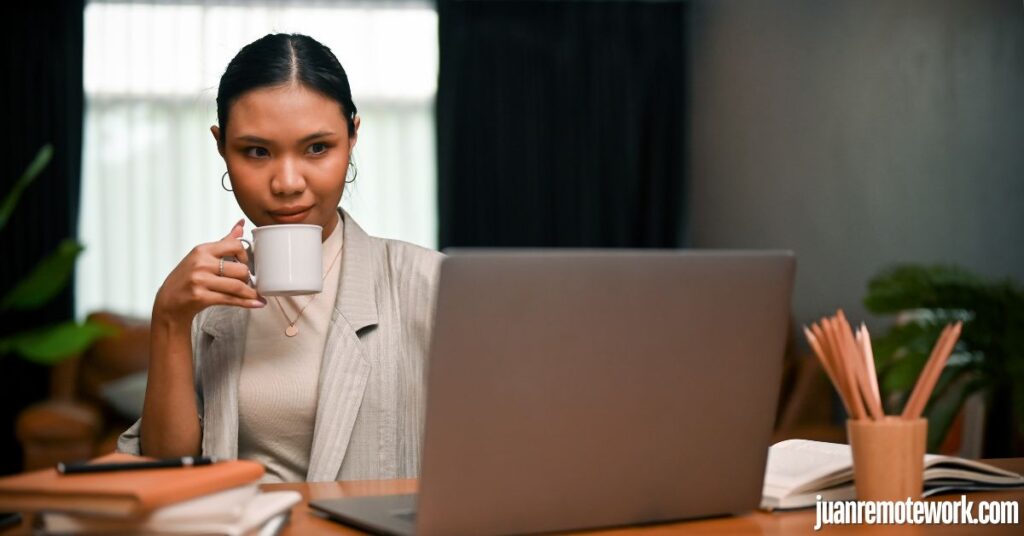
[143,222,258,457]
[153,219,265,326]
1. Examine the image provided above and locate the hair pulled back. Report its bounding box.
[215,33,358,145]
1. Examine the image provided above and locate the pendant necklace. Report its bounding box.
[273,243,344,337]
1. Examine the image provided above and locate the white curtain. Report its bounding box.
[76,0,438,320]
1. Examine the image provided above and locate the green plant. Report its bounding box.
[0,144,114,364]
[865,264,1024,454]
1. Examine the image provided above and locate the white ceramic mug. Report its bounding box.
[239,224,323,296]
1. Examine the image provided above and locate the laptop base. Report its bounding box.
[311,494,417,536]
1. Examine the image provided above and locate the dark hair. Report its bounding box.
[215,33,358,145]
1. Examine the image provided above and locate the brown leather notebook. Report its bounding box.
[0,453,264,518]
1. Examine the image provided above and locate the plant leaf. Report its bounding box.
[0,144,52,233]
[872,322,943,372]
[864,264,990,314]
[0,320,116,365]
[0,239,84,311]
[879,350,927,393]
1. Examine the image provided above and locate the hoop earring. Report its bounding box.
[346,161,358,184]
[221,171,233,192]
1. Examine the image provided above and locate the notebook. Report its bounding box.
[312,250,797,535]
[39,490,300,535]
[0,453,265,518]
[762,439,1024,510]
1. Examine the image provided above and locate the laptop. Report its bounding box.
[311,250,796,535]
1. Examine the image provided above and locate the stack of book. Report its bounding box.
[0,453,299,535]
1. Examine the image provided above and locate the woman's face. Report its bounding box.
[211,83,359,241]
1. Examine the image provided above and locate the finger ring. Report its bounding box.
[219,257,225,276]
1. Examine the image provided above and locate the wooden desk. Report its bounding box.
[264,458,1024,535]
[6,460,1021,534]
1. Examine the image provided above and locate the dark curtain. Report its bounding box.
[437,0,688,249]
[0,1,85,475]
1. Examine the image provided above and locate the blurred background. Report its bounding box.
[1,0,1022,475]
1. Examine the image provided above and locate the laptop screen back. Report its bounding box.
[415,250,796,535]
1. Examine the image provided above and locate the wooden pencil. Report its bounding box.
[840,319,878,420]
[837,310,883,420]
[803,326,852,415]
[825,314,866,419]
[902,322,962,419]
[851,325,884,418]
[901,324,952,419]
[810,321,847,415]
[818,318,862,419]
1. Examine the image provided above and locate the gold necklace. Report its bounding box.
[273,244,344,337]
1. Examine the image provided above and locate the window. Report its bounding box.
[76,0,438,319]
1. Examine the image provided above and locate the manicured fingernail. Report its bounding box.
[249,300,265,308]
[235,218,245,228]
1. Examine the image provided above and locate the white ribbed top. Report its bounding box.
[237,212,344,483]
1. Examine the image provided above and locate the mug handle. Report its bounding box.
[238,238,258,288]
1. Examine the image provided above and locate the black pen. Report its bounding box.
[57,456,218,475]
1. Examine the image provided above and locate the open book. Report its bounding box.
[762,439,1024,510]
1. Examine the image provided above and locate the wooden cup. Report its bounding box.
[847,416,927,501]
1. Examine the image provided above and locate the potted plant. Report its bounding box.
[865,264,1024,457]
[0,144,113,364]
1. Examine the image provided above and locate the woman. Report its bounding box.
[117,33,443,483]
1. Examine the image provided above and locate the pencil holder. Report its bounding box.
[847,416,927,501]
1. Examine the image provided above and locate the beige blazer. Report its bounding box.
[117,208,443,482]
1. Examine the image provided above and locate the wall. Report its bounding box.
[687,0,1024,328]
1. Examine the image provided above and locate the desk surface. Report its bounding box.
[263,458,1024,535]
[6,459,1022,534]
